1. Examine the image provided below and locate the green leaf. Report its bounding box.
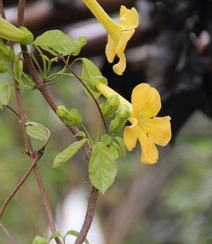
[65,230,90,244]
[81,58,107,98]
[53,138,88,168]
[34,30,87,56]
[109,141,122,159]
[89,142,117,194]
[26,122,48,141]
[114,136,126,157]
[101,134,112,146]
[48,231,62,242]
[0,83,10,106]
[32,236,47,244]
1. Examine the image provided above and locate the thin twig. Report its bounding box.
[16,1,62,243]
[0,0,6,19]
[0,153,40,219]
[74,186,99,244]
[6,104,21,118]
[0,223,16,244]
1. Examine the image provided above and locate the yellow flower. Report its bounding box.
[95,81,171,164]
[83,0,139,75]
[124,84,171,164]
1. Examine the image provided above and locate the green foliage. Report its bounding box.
[0,82,10,108]
[32,236,47,244]
[53,138,88,168]
[89,142,117,194]
[25,122,49,141]
[65,230,90,244]
[34,30,87,56]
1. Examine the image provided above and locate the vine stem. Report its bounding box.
[16,1,62,244]
[74,186,99,244]
[0,223,16,244]
[22,48,99,244]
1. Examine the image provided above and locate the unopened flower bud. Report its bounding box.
[109,104,131,133]
[0,39,15,62]
[100,94,120,119]
[0,58,8,73]
[56,106,82,126]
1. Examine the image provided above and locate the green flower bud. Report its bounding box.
[100,94,120,119]
[109,104,131,133]
[0,39,15,61]
[56,106,82,126]
[0,58,8,73]
[0,18,34,44]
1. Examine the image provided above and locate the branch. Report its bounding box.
[0,152,42,219]
[0,223,16,244]
[74,186,99,244]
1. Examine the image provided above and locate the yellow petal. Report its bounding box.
[138,130,158,164]
[125,122,159,164]
[131,83,161,118]
[123,118,138,150]
[120,6,139,28]
[112,52,126,75]
[105,35,116,63]
[142,116,171,146]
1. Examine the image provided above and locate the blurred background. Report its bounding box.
[1,0,212,243]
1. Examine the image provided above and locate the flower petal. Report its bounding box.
[131,83,161,118]
[112,52,126,75]
[124,122,159,164]
[137,130,158,164]
[120,6,139,28]
[105,35,116,63]
[142,116,172,146]
[123,118,138,150]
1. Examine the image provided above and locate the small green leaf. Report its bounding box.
[34,30,87,56]
[115,136,126,157]
[0,83,11,105]
[48,231,62,242]
[89,142,117,194]
[65,230,90,244]
[32,236,47,244]
[101,134,112,146]
[75,131,86,138]
[53,138,88,168]
[26,122,48,141]
[109,141,122,159]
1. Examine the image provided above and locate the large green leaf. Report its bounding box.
[89,142,117,194]
[34,30,87,56]
[53,138,88,168]
[25,122,48,141]
[0,83,11,107]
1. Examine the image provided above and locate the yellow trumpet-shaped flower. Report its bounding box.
[95,81,171,164]
[83,0,139,75]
